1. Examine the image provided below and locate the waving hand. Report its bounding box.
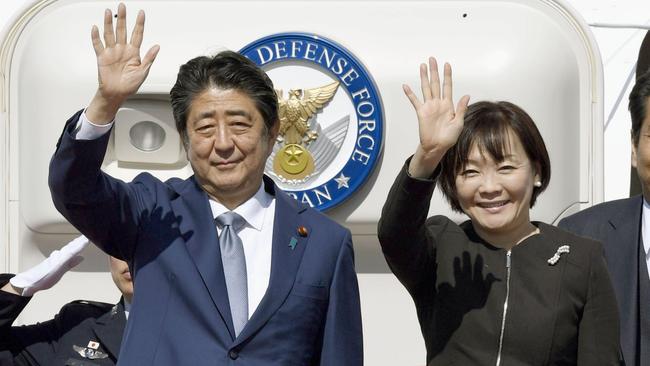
[404,57,470,178]
[86,3,160,124]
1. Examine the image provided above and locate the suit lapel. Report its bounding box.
[607,195,643,363]
[91,301,127,359]
[170,176,236,340]
[606,196,642,276]
[233,178,309,346]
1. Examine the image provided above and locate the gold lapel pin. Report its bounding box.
[297,226,308,237]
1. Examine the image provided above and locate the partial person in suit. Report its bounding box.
[378,57,621,365]
[0,236,130,366]
[48,3,362,365]
[559,68,650,366]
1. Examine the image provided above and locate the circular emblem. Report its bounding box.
[240,33,384,211]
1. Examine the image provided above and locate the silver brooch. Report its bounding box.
[547,245,570,265]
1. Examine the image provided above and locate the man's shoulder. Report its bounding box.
[561,196,641,224]
[275,192,350,241]
[132,172,188,186]
[130,172,196,197]
[296,202,346,231]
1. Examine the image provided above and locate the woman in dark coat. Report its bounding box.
[377,57,621,365]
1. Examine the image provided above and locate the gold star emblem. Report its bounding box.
[284,145,303,165]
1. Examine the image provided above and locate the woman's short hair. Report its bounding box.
[438,101,551,212]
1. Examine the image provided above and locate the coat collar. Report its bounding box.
[91,299,126,360]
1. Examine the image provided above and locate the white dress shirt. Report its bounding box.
[209,186,275,318]
[75,111,113,139]
[641,198,650,280]
[124,299,131,320]
[75,110,276,318]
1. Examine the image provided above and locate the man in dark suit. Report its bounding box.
[559,68,650,366]
[0,237,130,365]
[47,4,362,365]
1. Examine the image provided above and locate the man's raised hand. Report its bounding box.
[86,3,159,124]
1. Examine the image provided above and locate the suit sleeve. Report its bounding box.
[318,230,363,366]
[48,110,154,261]
[577,243,622,365]
[377,159,440,298]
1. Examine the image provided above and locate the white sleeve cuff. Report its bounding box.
[74,110,114,140]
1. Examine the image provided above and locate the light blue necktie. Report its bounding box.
[216,212,248,336]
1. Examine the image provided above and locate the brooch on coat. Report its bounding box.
[547,245,570,265]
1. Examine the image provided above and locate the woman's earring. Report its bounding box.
[534,181,542,187]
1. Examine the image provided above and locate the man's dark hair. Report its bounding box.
[438,101,551,212]
[630,68,650,146]
[170,51,278,148]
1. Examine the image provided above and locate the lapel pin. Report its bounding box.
[289,237,298,250]
[297,226,308,237]
[547,245,570,265]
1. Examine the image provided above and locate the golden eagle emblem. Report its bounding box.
[273,81,340,180]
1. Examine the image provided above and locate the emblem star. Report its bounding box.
[334,173,350,189]
[284,145,303,163]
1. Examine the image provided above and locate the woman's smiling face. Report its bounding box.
[455,129,540,242]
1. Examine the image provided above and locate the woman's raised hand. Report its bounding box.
[404,57,470,177]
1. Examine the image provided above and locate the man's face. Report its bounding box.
[632,104,650,199]
[185,87,277,207]
[109,257,133,303]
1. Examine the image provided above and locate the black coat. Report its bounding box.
[0,274,125,366]
[377,163,621,365]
